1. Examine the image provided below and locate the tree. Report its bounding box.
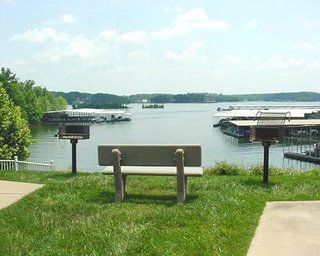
[0,84,31,160]
[0,68,68,122]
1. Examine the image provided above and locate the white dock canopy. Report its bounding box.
[229,119,320,128]
[213,108,320,119]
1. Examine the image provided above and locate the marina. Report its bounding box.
[213,104,320,164]
[29,103,320,171]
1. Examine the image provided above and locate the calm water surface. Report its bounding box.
[29,102,320,171]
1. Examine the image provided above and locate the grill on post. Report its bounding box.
[58,124,90,140]
[252,112,291,183]
[57,123,90,175]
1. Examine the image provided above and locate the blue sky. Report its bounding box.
[0,0,319,95]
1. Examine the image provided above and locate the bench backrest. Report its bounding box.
[98,145,201,167]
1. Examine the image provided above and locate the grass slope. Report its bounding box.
[0,170,320,256]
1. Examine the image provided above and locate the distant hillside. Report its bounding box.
[234,92,320,102]
[55,91,130,109]
[53,91,320,107]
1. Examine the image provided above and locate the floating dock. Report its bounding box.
[43,108,132,123]
[284,152,320,164]
[142,103,164,109]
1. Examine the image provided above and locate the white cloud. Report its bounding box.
[59,14,75,23]
[99,29,148,43]
[114,65,138,73]
[9,27,70,43]
[34,35,110,62]
[44,14,76,25]
[308,60,320,70]
[301,19,320,28]
[66,35,107,59]
[117,30,148,43]
[252,56,307,69]
[165,41,206,61]
[222,54,242,63]
[128,50,150,61]
[293,42,317,51]
[245,19,258,28]
[98,29,118,41]
[34,47,64,62]
[164,6,183,13]
[152,8,229,40]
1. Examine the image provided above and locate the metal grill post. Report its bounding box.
[263,142,270,184]
[70,139,78,175]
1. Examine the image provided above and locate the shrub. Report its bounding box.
[205,161,244,176]
[0,84,31,160]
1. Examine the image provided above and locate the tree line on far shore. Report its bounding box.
[55,91,320,108]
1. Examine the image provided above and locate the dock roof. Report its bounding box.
[214,109,320,118]
[230,119,320,127]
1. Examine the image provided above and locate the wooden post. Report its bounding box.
[50,160,54,170]
[14,156,18,171]
[70,139,78,175]
[112,149,124,202]
[263,141,270,184]
[176,149,186,203]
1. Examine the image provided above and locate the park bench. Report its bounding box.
[98,145,203,203]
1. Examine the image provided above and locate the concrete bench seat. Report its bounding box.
[102,166,203,176]
[98,144,202,203]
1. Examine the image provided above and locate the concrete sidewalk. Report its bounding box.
[0,180,43,210]
[247,201,320,256]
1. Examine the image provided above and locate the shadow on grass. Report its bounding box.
[90,191,198,206]
[240,177,276,189]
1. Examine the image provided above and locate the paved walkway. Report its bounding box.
[247,201,320,256]
[0,180,43,210]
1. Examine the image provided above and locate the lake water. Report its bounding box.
[29,102,320,171]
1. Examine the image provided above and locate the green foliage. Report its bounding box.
[205,162,300,176]
[0,67,68,123]
[235,91,320,102]
[55,91,130,108]
[0,85,31,160]
[205,161,245,175]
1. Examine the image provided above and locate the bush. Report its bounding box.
[0,84,31,160]
[205,162,305,176]
[205,161,244,176]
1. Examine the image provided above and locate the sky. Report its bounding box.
[0,0,320,95]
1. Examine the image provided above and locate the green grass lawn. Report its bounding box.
[0,169,320,256]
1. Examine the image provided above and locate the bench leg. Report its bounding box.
[176,149,186,203]
[112,149,124,202]
[122,175,127,196]
[114,173,124,202]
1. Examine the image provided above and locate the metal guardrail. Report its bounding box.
[255,111,291,127]
[0,156,53,171]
